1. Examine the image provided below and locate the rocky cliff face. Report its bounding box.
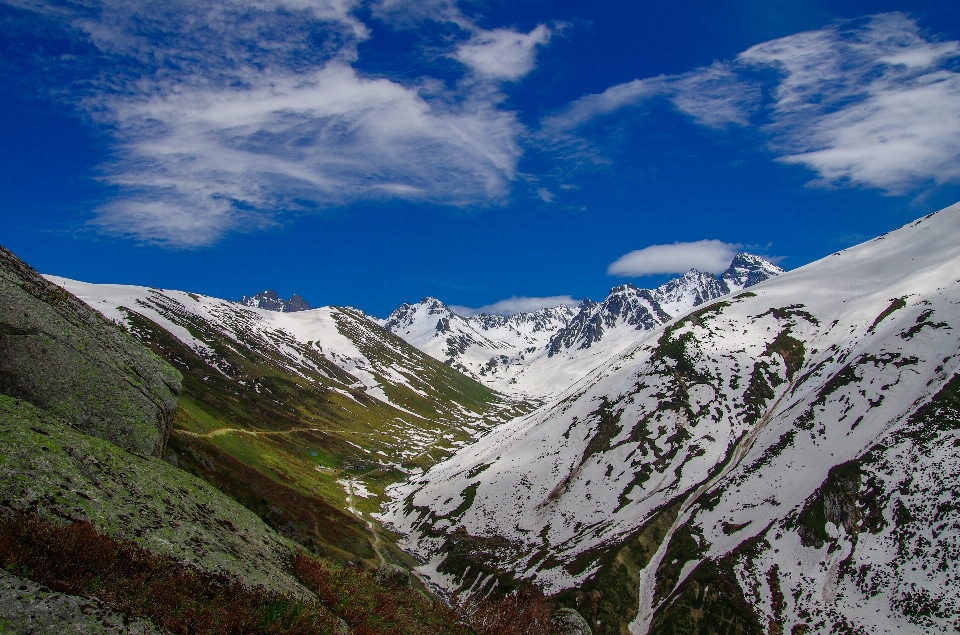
[0,244,317,621]
[0,246,181,457]
[240,289,312,312]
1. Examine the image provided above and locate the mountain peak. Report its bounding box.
[240,289,312,312]
[721,253,784,292]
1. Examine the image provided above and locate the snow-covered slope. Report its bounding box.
[46,278,519,456]
[43,277,528,565]
[382,254,782,398]
[381,205,960,634]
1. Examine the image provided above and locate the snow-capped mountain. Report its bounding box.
[240,289,312,312]
[45,278,520,461]
[381,253,782,398]
[381,204,960,634]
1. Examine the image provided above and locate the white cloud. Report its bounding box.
[607,240,741,277]
[94,62,523,244]
[541,77,666,131]
[668,62,761,128]
[10,0,530,246]
[739,13,960,193]
[450,295,580,317]
[546,13,960,195]
[370,0,467,29]
[453,25,551,81]
[541,62,757,132]
[371,0,553,82]
[536,188,554,202]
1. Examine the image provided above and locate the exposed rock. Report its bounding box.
[0,246,181,457]
[0,569,165,634]
[240,289,312,312]
[375,564,412,588]
[0,395,310,598]
[553,608,592,635]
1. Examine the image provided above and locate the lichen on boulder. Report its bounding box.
[0,246,181,457]
[0,568,164,635]
[0,395,309,598]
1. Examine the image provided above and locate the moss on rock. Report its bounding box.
[0,246,181,457]
[0,395,307,598]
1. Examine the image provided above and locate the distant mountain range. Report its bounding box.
[379,253,783,398]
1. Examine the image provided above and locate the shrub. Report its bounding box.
[454,586,562,635]
[293,552,467,635]
[0,511,339,635]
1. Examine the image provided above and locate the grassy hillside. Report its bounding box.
[116,300,531,565]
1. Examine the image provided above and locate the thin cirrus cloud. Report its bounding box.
[5,0,539,247]
[541,62,759,132]
[545,13,960,194]
[742,13,960,194]
[6,3,958,248]
[449,295,580,317]
[607,240,742,277]
[95,62,524,246]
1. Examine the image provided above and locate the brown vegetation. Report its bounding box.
[0,511,566,635]
[0,511,338,635]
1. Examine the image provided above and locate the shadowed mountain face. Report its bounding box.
[382,205,960,634]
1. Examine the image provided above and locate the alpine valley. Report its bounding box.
[1,203,959,634]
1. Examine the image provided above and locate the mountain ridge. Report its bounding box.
[241,289,312,312]
[379,253,783,398]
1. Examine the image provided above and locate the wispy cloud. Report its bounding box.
[541,62,758,132]
[95,62,523,245]
[6,0,533,246]
[607,240,741,277]
[741,13,960,193]
[450,295,579,317]
[373,0,552,82]
[545,13,960,194]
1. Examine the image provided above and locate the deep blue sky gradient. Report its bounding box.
[2,0,959,316]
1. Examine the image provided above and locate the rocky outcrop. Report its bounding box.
[0,395,309,598]
[240,289,312,312]
[0,246,181,457]
[0,568,164,635]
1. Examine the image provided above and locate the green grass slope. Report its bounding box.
[107,293,531,564]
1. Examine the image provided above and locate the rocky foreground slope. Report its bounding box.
[382,204,960,634]
[0,245,534,635]
[381,254,782,398]
[0,245,315,629]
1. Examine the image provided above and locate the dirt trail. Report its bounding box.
[344,477,388,567]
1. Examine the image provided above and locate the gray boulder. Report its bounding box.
[553,608,592,635]
[375,563,412,588]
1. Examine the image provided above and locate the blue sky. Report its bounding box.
[2,0,960,317]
